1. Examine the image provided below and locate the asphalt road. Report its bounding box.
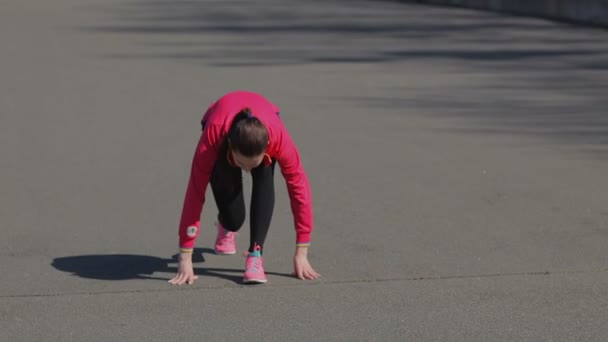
[2,0,608,341]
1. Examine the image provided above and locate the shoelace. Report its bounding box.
[245,256,263,272]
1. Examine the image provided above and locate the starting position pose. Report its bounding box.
[169,90,320,285]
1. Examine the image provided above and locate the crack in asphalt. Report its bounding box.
[1,268,606,299]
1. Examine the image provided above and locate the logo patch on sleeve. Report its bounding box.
[186,226,197,237]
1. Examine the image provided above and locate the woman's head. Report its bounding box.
[227,108,269,171]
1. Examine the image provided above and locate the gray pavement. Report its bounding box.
[2,0,608,341]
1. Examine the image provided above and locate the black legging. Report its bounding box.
[209,141,275,254]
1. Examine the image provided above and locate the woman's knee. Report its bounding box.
[219,209,245,232]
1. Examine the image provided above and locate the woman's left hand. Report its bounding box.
[293,247,321,280]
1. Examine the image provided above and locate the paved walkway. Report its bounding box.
[2,0,608,340]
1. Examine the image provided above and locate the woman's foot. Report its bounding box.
[214,222,236,255]
[243,244,267,284]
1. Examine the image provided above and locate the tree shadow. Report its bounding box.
[51,248,294,284]
[343,92,608,158]
[77,0,608,155]
[79,0,608,69]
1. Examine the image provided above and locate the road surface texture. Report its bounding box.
[2,0,608,341]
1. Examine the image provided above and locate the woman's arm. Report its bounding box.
[177,124,222,251]
[276,130,320,280]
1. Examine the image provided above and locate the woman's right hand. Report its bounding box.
[168,252,199,285]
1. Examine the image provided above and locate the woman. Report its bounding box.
[169,90,320,285]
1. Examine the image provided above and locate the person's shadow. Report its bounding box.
[51,248,293,284]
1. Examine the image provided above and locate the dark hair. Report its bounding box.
[227,108,269,157]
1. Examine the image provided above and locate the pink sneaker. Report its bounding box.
[214,222,236,255]
[243,244,267,284]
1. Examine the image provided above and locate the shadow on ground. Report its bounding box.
[51,248,293,284]
[346,88,608,158]
[82,0,608,68]
[81,0,608,156]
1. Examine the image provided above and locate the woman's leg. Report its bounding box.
[210,145,246,232]
[249,160,276,253]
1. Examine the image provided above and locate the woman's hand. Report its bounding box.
[293,246,321,280]
[168,252,199,285]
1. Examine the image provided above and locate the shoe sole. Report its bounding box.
[243,278,267,284]
[214,250,236,255]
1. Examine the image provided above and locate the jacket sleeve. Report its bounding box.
[276,130,313,246]
[177,124,221,250]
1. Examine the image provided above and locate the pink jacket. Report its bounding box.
[178,91,313,249]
